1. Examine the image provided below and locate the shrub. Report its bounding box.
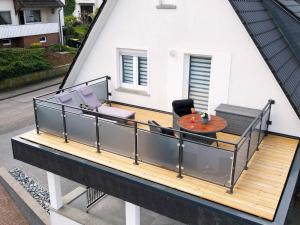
[65,15,76,27]
[30,42,43,48]
[0,48,52,80]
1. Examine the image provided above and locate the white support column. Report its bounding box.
[47,172,63,210]
[125,202,140,225]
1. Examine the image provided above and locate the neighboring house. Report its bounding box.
[0,0,65,48]
[11,1,300,225]
[73,0,102,19]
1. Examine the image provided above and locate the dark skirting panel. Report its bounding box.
[11,136,300,225]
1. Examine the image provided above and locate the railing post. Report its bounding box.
[228,144,238,194]
[266,99,275,136]
[177,133,184,179]
[256,113,263,151]
[106,76,112,106]
[245,131,252,170]
[134,122,139,165]
[61,105,68,143]
[95,115,101,153]
[33,98,40,134]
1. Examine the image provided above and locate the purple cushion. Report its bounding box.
[76,86,102,109]
[98,106,135,119]
[54,92,81,114]
[80,87,93,97]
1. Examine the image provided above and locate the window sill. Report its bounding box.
[156,4,177,9]
[115,87,150,96]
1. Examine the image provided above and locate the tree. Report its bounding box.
[64,0,75,16]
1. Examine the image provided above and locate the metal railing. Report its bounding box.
[86,187,106,211]
[33,76,274,193]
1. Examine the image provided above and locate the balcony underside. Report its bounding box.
[18,104,299,221]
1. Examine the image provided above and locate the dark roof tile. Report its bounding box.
[229,0,300,118]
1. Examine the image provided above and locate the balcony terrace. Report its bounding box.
[12,76,299,222]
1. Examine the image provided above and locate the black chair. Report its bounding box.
[148,120,174,136]
[172,99,194,130]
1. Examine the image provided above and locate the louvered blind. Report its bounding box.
[188,56,212,111]
[122,55,134,84]
[138,56,148,86]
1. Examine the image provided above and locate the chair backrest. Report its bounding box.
[76,86,102,110]
[172,99,194,117]
[148,120,174,136]
[54,91,82,114]
[148,120,162,133]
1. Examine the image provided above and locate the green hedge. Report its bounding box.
[64,0,76,16]
[0,48,52,80]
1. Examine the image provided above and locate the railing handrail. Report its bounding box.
[34,77,274,149]
[35,98,236,146]
[34,75,109,99]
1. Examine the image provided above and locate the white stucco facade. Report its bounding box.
[65,0,300,137]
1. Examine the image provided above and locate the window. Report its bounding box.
[156,0,176,9]
[120,50,148,90]
[0,11,12,25]
[188,56,212,111]
[2,39,11,46]
[39,36,47,43]
[25,10,41,23]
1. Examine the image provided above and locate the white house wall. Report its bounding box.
[67,0,300,137]
[0,0,19,25]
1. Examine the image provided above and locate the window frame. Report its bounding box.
[24,9,42,24]
[0,11,12,25]
[39,36,47,43]
[2,39,11,46]
[118,49,149,92]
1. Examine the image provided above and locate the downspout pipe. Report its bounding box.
[58,7,63,45]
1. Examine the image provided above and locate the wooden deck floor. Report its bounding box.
[20,104,299,221]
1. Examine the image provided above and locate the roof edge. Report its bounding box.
[228,0,300,121]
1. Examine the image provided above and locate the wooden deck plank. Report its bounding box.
[19,105,299,221]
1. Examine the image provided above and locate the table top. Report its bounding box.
[177,114,228,134]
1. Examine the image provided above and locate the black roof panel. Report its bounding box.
[229,0,300,119]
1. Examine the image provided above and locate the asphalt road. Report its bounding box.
[0,84,78,195]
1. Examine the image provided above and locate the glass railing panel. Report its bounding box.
[65,111,96,147]
[137,130,179,172]
[234,134,250,184]
[99,120,134,158]
[248,119,260,160]
[36,104,63,137]
[89,81,108,102]
[182,141,234,187]
[36,97,60,109]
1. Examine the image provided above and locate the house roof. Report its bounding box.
[228,0,300,119]
[61,0,300,120]
[277,0,300,18]
[14,0,64,10]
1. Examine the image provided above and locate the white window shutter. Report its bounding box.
[122,55,134,84]
[138,56,148,86]
[188,56,212,111]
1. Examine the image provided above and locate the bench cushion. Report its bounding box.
[98,106,135,119]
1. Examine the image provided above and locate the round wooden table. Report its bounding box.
[177,114,228,134]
